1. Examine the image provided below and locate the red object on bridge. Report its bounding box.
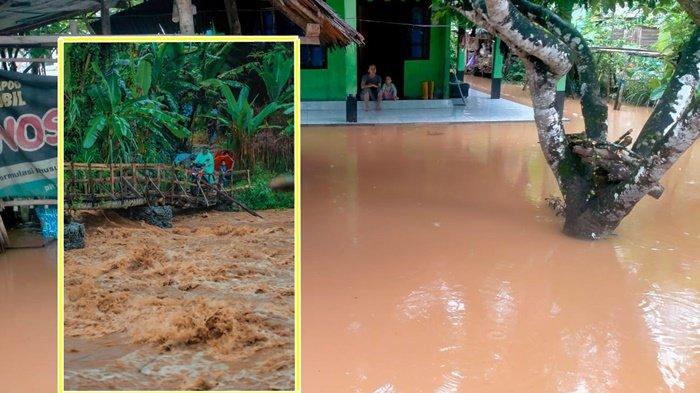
[214,150,235,171]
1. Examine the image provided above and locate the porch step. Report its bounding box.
[301,99,457,111]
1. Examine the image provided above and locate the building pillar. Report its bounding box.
[344,0,357,96]
[442,17,452,98]
[344,0,358,121]
[490,37,503,99]
[555,75,566,117]
[555,0,573,117]
[456,33,466,80]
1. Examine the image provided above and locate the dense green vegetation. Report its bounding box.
[445,0,695,107]
[64,42,294,209]
[572,1,694,105]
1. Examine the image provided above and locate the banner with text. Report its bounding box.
[0,70,58,200]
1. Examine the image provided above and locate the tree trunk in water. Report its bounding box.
[454,0,699,240]
[175,0,195,35]
[224,0,242,35]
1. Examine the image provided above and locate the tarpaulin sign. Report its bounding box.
[0,70,58,199]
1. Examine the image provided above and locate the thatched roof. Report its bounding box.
[272,0,364,47]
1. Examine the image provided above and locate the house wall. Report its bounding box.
[300,0,356,101]
[403,19,451,99]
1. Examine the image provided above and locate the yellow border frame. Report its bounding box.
[57,35,301,393]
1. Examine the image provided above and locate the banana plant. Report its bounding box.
[254,46,293,106]
[214,84,279,164]
[82,62,190,164]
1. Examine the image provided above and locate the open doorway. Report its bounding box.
[357,0,431,98]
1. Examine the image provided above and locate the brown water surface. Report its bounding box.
[64,210,294,390]
[301,83,700,392]
[0,242,57,393]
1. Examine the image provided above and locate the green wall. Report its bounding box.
[300,49,349,101]
[300,0,353,101]
[403,20,450,99]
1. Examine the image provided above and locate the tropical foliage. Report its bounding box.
[64,42,294,173]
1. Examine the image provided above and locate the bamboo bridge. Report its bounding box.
[64,162,259,216]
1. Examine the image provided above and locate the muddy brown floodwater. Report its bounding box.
[301,79,700,392]
[0,242,57,393]
[64,209,294,391]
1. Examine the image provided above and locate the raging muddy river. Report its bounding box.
[64,209,294,390]
[301,80,700,392]
[0,242,57,393]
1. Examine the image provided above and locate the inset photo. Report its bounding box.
[60,37,297,391]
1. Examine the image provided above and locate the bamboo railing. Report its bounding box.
[64,162,251,210]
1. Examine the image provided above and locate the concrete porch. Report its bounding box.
[301,89,535,125]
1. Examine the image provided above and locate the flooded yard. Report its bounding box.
[0,244,57,393]
[301,84,700,391]
[64,209,294,390]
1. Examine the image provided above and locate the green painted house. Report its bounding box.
[299,0,452,101]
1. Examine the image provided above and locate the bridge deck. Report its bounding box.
[65,162,252,211]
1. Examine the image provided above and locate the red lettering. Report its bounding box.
[43,108,58,146]
[16,114,44,151]
[0,116,18,153]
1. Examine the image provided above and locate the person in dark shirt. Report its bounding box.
[360,64,382,110]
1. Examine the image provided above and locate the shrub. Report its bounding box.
[236,168,294,210]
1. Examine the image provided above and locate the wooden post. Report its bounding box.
[174,0,196,34]
[101,0,111,35]
[110,163,115,196]
[223,0,242,35]
[301,23,321,45]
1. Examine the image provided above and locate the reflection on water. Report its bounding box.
[641,286,699,391]
[302,83,700,391]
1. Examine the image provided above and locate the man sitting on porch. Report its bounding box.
[360,64,382,110]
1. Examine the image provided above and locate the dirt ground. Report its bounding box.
[64,209,294,391]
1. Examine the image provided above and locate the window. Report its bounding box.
[407,6,430,59]
[301,45,327,69]
[261,10,276,35]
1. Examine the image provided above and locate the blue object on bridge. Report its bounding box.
[174,153,193,166]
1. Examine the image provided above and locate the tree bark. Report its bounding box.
[632,27,699,155]
[456,0,700,239]
[511,0,608,141]
[175,0,196,35]
[224,0,242,35]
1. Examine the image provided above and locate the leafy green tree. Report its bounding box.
[80,62,190,164]
[254,45,294,105]
[215,84,280,164]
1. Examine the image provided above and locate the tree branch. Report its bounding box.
[511,0,608,141]
[523,59,567,170]
[632,27,699,155]
[465,0,572,77]
[576,100,699,236]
